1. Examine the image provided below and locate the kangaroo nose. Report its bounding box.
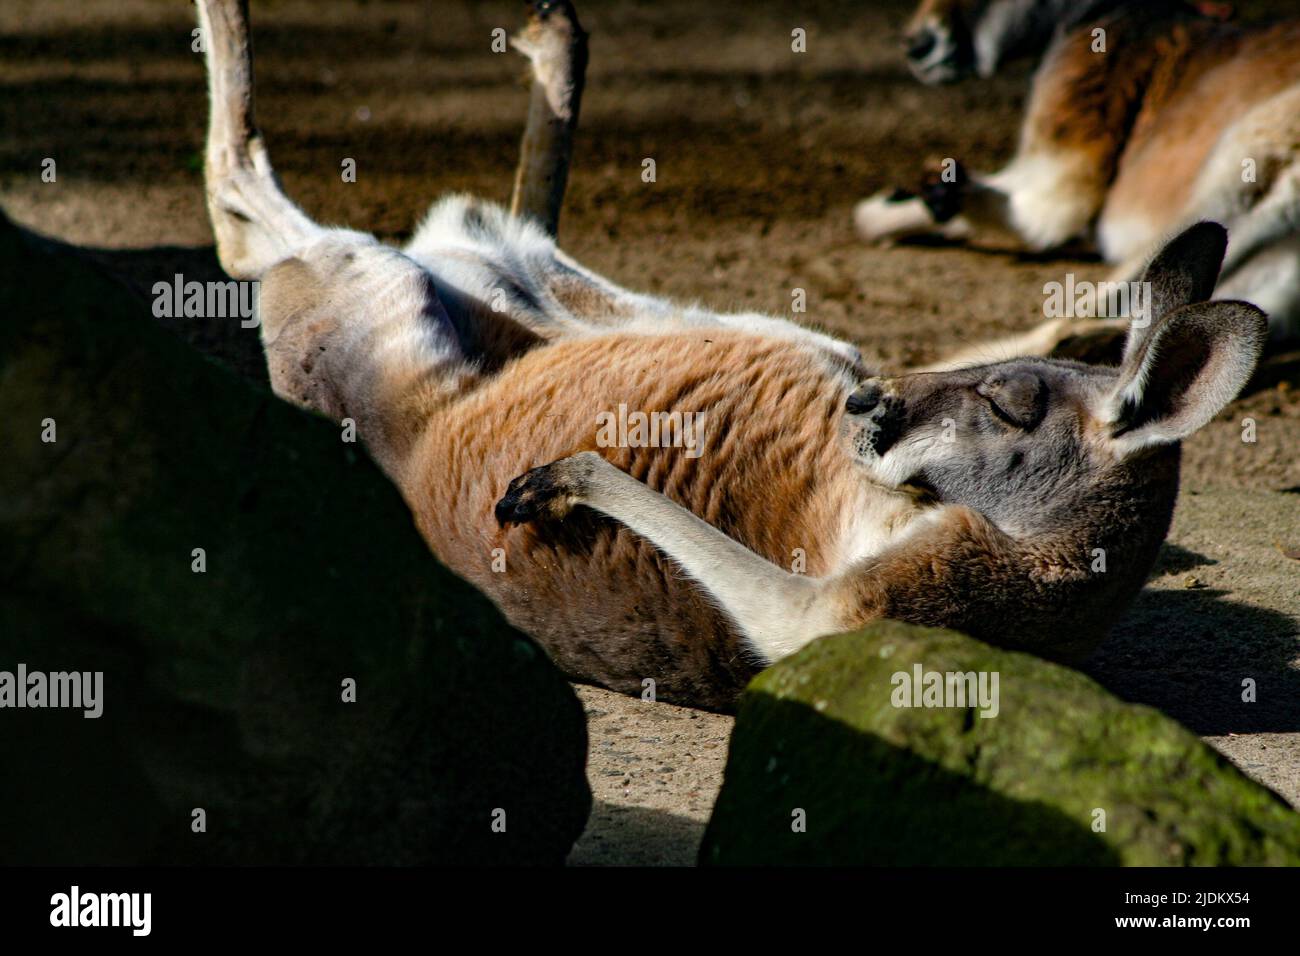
[846,384,883,415]
[906,30,937,62]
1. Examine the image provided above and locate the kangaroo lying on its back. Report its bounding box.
[198,0,1265,709]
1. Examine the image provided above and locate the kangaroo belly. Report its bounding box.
[402,329,865,709]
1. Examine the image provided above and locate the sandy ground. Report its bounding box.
[2,0,1296,866]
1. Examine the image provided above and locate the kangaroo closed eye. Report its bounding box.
[977,374,1045,428]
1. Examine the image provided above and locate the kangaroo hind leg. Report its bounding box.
[196,0,328,280]
[509,0,589,239]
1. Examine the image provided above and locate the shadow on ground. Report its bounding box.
[1088,544,1300,736]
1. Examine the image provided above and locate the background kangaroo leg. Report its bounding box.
[856,154,1102,253]
[197,0,323,280]
[1212,161,1300,342]
[1217,236,1300,344]
[912,316,1128,373]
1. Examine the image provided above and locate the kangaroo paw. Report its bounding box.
[510,0,586,71]
[918,156,969,223]
[495,451,599,525]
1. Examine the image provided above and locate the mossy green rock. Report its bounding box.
[0,213,590,864]
[700,621,1300,865]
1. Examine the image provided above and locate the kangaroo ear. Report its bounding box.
[1100,299,1267,456]
[1120,221,1228,366]
[1141,221,1228,318]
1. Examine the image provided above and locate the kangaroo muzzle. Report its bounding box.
[845,382,906,456]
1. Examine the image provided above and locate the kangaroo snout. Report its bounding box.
[904,29,938,64]
[845,383,883,415]
[846,381,906,455]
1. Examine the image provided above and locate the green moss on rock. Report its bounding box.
[701,621,1300,865]
[0,213,590,864]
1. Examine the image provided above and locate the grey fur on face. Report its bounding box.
[844,358,1119,534]
[844,222,1266,537]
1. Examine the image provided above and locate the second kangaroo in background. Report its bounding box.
[857,0,1300,354]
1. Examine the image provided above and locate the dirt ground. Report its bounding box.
[2,0,1296,866]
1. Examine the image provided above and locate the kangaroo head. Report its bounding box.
[903,0,979,83]
[903,0,1128,83]
[843,222,1267,536]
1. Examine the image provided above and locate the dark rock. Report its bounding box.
[0,212,590,864]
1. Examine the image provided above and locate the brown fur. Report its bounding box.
[1027,11,1300,231]
[403,331,861,708]
[1104,18,1300,228]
